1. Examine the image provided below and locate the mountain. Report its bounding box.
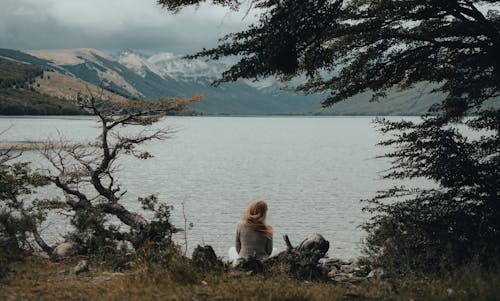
[0,57,83,115]
[0,48,457,115]
[115,50,448,115]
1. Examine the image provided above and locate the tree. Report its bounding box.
[159,0,499,109]
[159,0,500,271]
[38,93,201,255]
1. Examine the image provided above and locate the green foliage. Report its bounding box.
[64,190,177,262]
[40,96,183,264]
[161,0,500,110]
[0,89,84,115]
[0,152,52,277]
[68,208,120,255]
[0,58,43,89]
[363,111,500,273]
[139,195,174,244]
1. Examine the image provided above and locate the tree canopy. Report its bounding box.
[159,0,500,115]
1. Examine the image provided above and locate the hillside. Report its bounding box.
[0,48,472,116]
[0,88,83,115]
[0,57,42,88]
[33,71,129,105]
[0,57,84,115]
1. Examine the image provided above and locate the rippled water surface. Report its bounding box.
[0,116,417,259]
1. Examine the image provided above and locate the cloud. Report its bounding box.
[0,0,255,54]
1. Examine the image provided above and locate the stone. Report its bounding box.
[353,265,371,277]
[367,267,383,279]
[235,256,264,273]
[116,240,135,254]
[367,267,396,279]
[340,264,355,274]
[192,245,222,270]
[71,260,89,275]
[333,272,353,282]
[53,242,75,258]
[446,288,454,297]
[297,234,329,258]
[319,258,342,270]
[327,270,337,278]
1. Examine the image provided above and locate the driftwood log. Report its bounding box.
[191,234,330,280]
[266,233,329,264]
[245,233,330,280]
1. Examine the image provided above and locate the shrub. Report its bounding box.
[363,110,500,273]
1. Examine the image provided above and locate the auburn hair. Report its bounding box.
[242,200,273,238]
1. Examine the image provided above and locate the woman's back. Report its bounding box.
[236,223,273,259]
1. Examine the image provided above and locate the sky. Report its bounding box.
[0,0,256,54]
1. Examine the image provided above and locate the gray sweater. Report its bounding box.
[235,223,273,259]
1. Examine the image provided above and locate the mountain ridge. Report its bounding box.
[0,48,461,116]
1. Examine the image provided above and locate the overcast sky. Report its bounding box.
[0,0,255,54]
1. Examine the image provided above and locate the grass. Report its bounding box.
[0,88,84,115]
[1,256,499,301]
[0,58,40,83]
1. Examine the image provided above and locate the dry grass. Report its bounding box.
[1,257,499,301]
[34,71,130,105]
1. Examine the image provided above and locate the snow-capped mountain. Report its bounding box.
[117,50,228,86]
[147,52,227,81]
[117,50,277,88]
[117,50,165,79]
[0,47,449,115]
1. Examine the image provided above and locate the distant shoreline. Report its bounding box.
[0,113,424,118]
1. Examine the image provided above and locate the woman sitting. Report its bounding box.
[229,200,273,263]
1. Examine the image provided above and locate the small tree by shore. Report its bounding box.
[0,92,202,273]
[40,93,202,254]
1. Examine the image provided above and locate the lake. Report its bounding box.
[0,116,419,259]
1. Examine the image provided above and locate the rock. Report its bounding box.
[71,260,89,275]
[319,258,342,270]
[116,240,135,254]
[297,234,329,258]
[367,267,383,279]
[353,265,371,277]
[192,245,222,270]
[333,272,353,282]
[327,270,337,278]
[446,288,454,297]
[53,242,75,258]
[235,256,264,273]
[340,264,355,274]
[367,267,396,279]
